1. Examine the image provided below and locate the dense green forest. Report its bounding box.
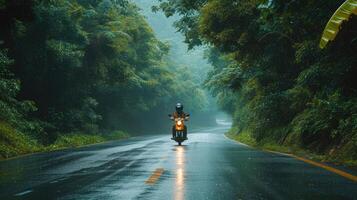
[135,0,218,125]
[1,0,356,165]
[0,0,212,158]
[135,0,212,84]
[154,0,357,164]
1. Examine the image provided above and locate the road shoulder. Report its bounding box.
[224,132,357,182]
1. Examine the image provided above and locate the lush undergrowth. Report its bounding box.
[226,127,357,167]
[46,131,130,150]
[0,121,40,159]
[0,121,129,160]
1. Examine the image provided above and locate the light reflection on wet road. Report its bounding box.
[174,146,185,200]
[0,121,356,200]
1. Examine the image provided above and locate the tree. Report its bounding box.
[156,0,357,161]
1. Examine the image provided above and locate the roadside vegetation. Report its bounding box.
[48,131,129,150]
[0,0,211,159]
[155,0,357,166]
[226,129,357,166]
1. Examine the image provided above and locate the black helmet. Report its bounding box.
[175,103,183,113]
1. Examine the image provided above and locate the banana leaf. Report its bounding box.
[320,0,357,49]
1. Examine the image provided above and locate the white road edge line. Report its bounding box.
[14,189,32,196]
[223,134,250,147]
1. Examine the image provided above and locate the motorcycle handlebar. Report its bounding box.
[168,114,190,121]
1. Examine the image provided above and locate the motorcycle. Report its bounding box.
[168,114,190,145]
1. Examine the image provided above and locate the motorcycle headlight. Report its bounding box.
[177,120,182,126]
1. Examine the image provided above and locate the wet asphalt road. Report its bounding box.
[0,122,356,200]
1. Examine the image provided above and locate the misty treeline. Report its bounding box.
[155,0,357,162]
[0,0,209,153]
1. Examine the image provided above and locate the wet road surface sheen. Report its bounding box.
[0,122,356,200]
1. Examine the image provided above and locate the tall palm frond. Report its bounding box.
[320,0,357,49]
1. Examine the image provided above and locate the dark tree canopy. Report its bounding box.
[0,0,209,146]
[156,0,357,161]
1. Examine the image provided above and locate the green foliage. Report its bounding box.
[0,49,41,137]
[104,130,130,140]
[157,0,357,163]
[0,49,19,122]
[226,127,257,146]
[0,121,40,159]
[134,0,216,126]
[49,134,104,150]
[320,0,357,48]
[0,0,212,158]
[49,134,105,149]
[48,130,130,150]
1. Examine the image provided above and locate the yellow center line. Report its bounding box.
[293,155,357,182]
[266,150,357,182]
[145,168,165,185]
[225,135,357,182]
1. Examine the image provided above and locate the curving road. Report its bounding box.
[0,121,356,200]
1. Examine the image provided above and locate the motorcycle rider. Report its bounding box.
[171,103,188,139]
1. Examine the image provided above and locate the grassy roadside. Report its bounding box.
[45,130,130,151]
[0,121,41,159]
[0,121,130,160]
[225,127,357,167]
